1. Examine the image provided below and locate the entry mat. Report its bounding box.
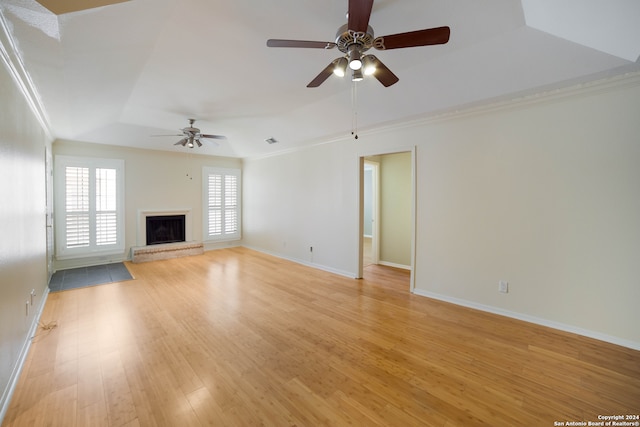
[49,262,133,292]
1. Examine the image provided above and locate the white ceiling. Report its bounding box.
[1,0,638,158]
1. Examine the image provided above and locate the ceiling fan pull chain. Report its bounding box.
[351,81,358,140]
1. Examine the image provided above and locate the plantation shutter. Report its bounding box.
[65,166,90,248]
[95,168,118,245]
[224,174,238,234]
[208,173,223,236]
[55,156,124,259]
[204,167,241,241]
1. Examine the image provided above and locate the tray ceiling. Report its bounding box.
[1,0,638,158]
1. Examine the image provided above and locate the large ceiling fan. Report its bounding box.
[153,118,227,148]
[267,0,450,87]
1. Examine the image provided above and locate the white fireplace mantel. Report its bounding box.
[137,208,193,247]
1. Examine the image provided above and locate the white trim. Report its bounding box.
[203,239,242,252]
[0,11,52,140]
[0,288,49,424]
[412,288,640,351]
[378,261,411,271]
[356,71,640,140]
[357,146,416,290]
[242,245,357,279]
[364,160,380,266]
[54,156,125,259]
[202,166,242,242]
[54,256,128,271]
[244,71,640,161]
[409,146,417,293]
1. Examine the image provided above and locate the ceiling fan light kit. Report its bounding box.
[266,0,450,88]
[362,55,376,75]
[333,57,348,77]
[348,44,362,70]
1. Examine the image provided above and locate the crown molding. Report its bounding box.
[0,10,53,140]
[246,69,640,161]
[362,69,640,138]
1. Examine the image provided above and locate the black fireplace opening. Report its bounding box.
[146,215,186,245]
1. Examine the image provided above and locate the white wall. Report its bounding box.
[53,140,242,269]
[363,167,373,237]
[243,74,640,349]
[243,141,359,276]
[0,44,51,419]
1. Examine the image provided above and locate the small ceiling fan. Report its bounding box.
[152,118,227,148]
[267,0,450,87]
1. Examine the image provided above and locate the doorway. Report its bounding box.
[45,146,54,279]
[358,149,415,291]
[363,160,379,267]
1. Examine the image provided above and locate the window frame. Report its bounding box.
[54,155,125,259]
[202,166,241,242]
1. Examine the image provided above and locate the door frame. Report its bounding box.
[356,146,416,293]
[45,146,54,279]
[364,160,380,266]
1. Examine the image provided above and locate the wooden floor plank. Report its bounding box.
[3,247,639,426]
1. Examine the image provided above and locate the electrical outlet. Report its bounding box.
[498,280,509,293]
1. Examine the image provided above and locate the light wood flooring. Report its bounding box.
[362,236,372,267]
[3,247,639,426]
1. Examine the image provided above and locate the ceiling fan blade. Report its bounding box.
[200,134,227,140]
[348,0,374,33]
[174,138,187,146]
[307,59,341,88]
[151,134,183,137]
[374,26,450,50]
[267,39,336,49]
[366,56,399,87]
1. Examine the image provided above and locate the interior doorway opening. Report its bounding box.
[363,160,379,267]
[358,149,416,292]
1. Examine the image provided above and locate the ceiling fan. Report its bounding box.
[152,118,227,148]
[267,0,450,88]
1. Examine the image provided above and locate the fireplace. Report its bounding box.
[132,209,201,262]
[137,209,192,247]
[146,215,185,245]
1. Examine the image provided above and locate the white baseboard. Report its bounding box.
[203,240,242,252]
[54,254,128,271]
[412,288,640,351]
[378,260,411,270]
[242,245,357,279]
[0,287,49,424]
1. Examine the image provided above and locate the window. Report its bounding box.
[55,156,124,259]
[203,167,241,241]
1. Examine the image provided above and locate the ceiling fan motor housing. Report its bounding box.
[183,127,200,134]
[335,24,375,54]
